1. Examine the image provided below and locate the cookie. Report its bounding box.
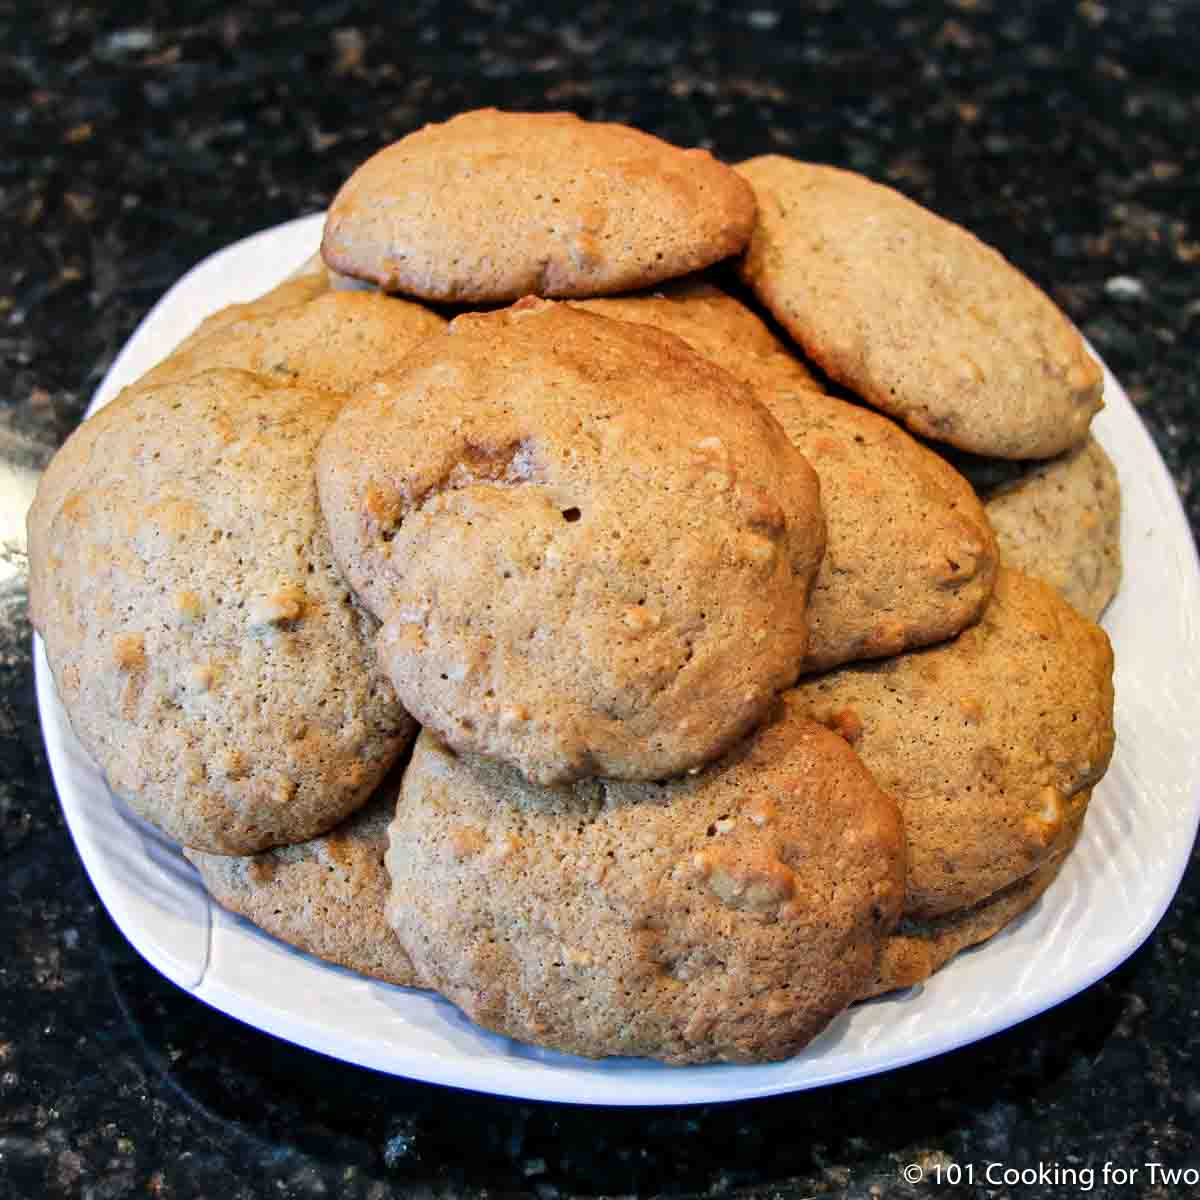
[318,299,825,786]
[174,272,330,354]
[572,286,997,670]
[140,285,446,395]
[734,385,998,672]
[185,778,420,987]
[28,369,414,854]
[865,824,1077,998]
[321,108,756,303]
[571,279,820,392]
[385,701,905,1064]
[790,567,1114,918]
[736,156,1103,459]
[984,436,1122,621]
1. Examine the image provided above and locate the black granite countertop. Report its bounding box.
[3,3,1198,1197]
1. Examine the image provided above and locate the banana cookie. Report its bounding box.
[185,779,420,986]
[318,300,825,786]
[984,436,1122,621]
[28,369,414,854]
[763,388,998,671]
[173,272,330,354]
[736,157,1103,459]
[322,109,756,303]
[572,286,997,670]
[385,701,905,1064]
[571,279,820,392]
[865,831,1076,998]
[790,568,1114,918]
[140,283,446,395]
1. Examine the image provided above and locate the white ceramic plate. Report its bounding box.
[34,214,1200,1105]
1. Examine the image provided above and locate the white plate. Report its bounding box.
[34,213,1200,1106]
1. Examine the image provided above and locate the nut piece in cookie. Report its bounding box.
[185,778,420,987]
[736,156,1103,459]
[318,299,825,786]
[322,108,757,303]
[28,369,415,854]
[386,701,905,1064]
[790,567,1114,918]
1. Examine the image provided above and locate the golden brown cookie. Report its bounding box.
[174,272,330,354]
[790,568,1114,918]
[571,279,820,392]
[318,299,825,786]
[865,828,1076,998]
[322,109,756,303]
[28,369,414,854]
[386,701,905,1064]
[756,387,998,671]
[140,285,446,395]
[572,283,997,670]
[736,156,1103,459]
[185,778,420,987]
[984,436,1122,621]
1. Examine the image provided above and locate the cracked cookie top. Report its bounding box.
[385,700,904,1064]
[317,299,825,785]
[320,108,756,303]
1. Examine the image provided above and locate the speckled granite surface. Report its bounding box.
[2,3,1198,1197]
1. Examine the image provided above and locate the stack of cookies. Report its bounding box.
[28,109,1118,1065]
